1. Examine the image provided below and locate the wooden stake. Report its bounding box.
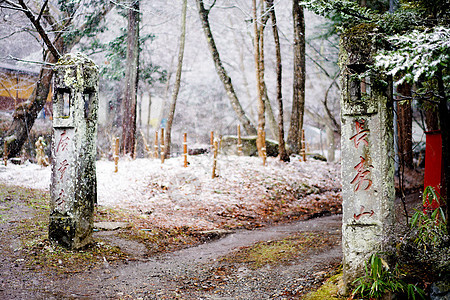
[237,124,242,156]
[160,128,165,164]
[183,133,188,168]
[301,129,306,162]
[262,131,267,166]
[114,137,119,173]
[212,140,218,179]
[154,131,159,158]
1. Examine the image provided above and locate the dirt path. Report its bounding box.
[1,208,341,299]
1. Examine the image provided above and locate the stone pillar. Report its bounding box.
[339,26,395,292]
[49,53,99,249]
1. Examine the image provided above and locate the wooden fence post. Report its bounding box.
[212,140,218,179]
[183,133,188,168]
[160,128,165,164]
[301,129,306,162]
[114,137,119,173]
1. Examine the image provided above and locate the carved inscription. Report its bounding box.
[349,119,369,148]
[351,156,373,191]
[56,130,70,153]
[350,119,374,219]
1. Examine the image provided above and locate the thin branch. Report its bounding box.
[6,55,55,66]
[1,0,22,10]
[36,0,48,22]
[17,0,60,59]
[208,0,217,11]
[306,52,332,78]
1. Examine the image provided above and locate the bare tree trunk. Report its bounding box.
[266,0,289,162]
[164,0,187,159]
[121,0,140,156]
[138,90,143,129]
[262,77,279,141]
[287,0,306,154]
[196,0,257,135]
[396,82,413,169]
[424,102,439,131]
[157,55,175,131]
[253,0,266,157]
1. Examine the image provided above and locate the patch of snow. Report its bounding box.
[0,155,341,230]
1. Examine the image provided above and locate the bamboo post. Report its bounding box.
[212,140,218,179]
[154,131,159,158]
[262,131,267,166]
[3,141,7,166]
[301,129,306,162]
[183,133,188,168]
[237,124,243,156]
[114,137,119,173]
[160,128,165,164]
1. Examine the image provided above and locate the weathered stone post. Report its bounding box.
[49,53,99,249]
[339,25,395,292]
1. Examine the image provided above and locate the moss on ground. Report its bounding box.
[0,183,211,273]
[0,183,129,275]
[219,232,337,269]
[304,273,345,300]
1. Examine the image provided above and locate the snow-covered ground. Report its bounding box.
[0,155,341,230]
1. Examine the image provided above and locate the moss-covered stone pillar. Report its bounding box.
[339,25,395,293]
[49,53,99,249]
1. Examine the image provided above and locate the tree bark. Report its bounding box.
[164,0,187,159]
[266,0,289,162]
[253,0,266,157]
[287,0,306,154]
[424,102,440,131]
[196,0,257,135]
[121,0,140,156]
[396,83,413,169]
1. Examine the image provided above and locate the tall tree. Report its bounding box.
[164,0,187,159]
[1,1,114,158]
[121,0,140,156]
[253,0,266,157]
[396,83,413,169]
[266,0,289,161]
[195,0,257,135]
[287,0,306,154]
